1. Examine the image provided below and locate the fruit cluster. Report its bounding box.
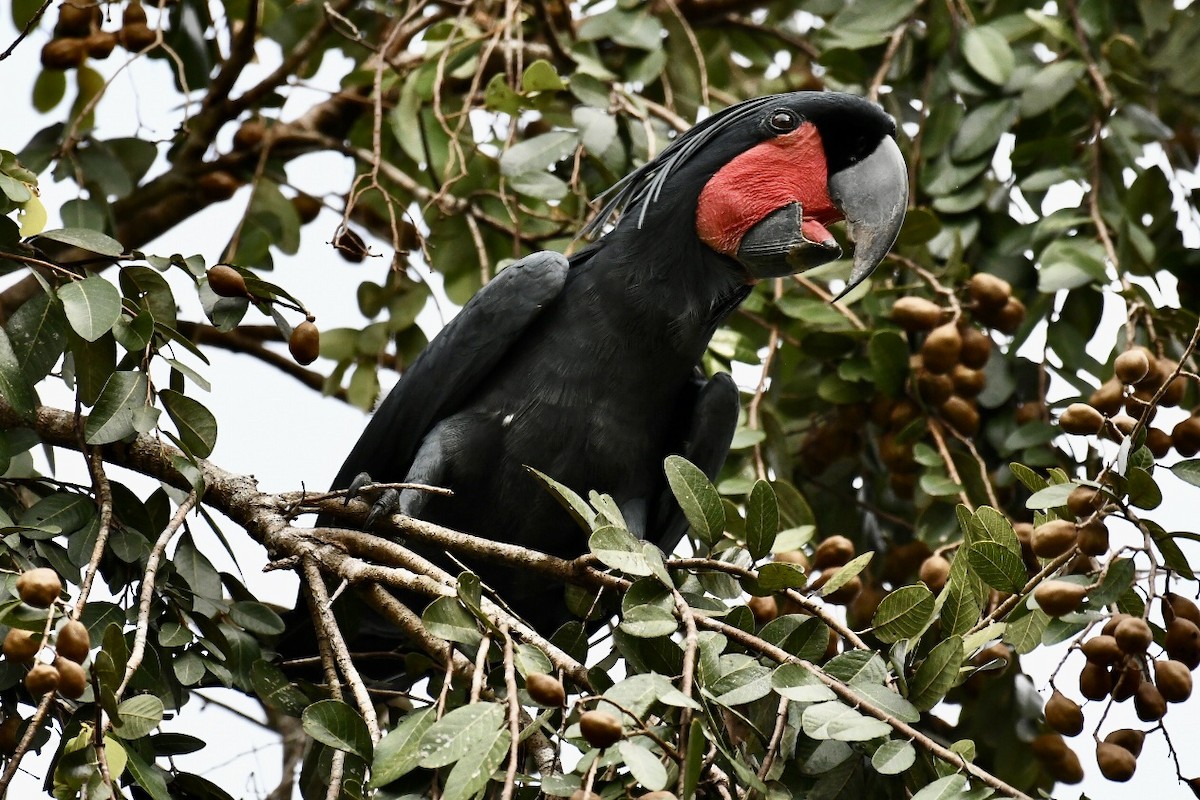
[40,2,156,71]
[1,568,93,705]
[206,265,321,365]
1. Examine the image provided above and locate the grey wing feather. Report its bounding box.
[331,251,570,489]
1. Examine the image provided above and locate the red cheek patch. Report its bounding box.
[696,123,841,257]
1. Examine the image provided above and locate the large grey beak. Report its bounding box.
[828,136,908,299]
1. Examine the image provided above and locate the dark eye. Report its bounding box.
[767,109,800,133]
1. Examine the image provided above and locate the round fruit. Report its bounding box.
[1045,690,1084,736]
[1114,617,1153,654]
[916,370,953,405]
[1015,401,1044,425]
[1067,485,1105,518]
[1059,403,1104,435]
[1162,371,1187,407]
[3,629,41,663]
[1164,618,1200,668]
[334,228,369,262]
[1102,613,1132,637]
[1031,520,1078,559]
[918,555,950,593]
[1173,417,1200,457]
[1114,349,1151,385]
[288,321,320,366]
[84,30,117,59]
[1096,741,1137,782]
[292,193,322,224]
[55,620,90,664]
[197,170,240,201]
[1076,520,1109,557]
[774,549,810,571]
[1082,635,1122,665]
[207,265,248,297]
[990,297,1026,334]
[958,326,992,369]
[1048,747,1084,784]
[1030,731,1069,762]
[41,38,87,70]
[1089,378,1124,417]
[950,364,986,398]
[940,396,980,436]
[1166,593,1200,626]
[1105,728,1145,756]
[233,119,266,150]
[747,595,778,624]
[118,23,156,51]
[968,273,1012,310]
[1134,681,1166,721]
[17,568,62,608]
[24,663,60,696]
[1111,661,1142,702]
[891,297,943,332]
[54,657,87,700]
[578,710,623,748]
[525,672,566,707]
[1079,661,1112,700]
[1034,581,1086,617]
[921,324,962,374]
[1154,659,1193,703]
[1146,427,1173,458]
[56,2,98,36]
[123,1,148,26]
[812,536,855,570]
[0,715,20,754]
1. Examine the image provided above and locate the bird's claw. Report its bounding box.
[345,472,375,506]
[365,488,401,528]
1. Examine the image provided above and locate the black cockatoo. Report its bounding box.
[326,91,907,635]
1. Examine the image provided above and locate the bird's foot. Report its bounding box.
[345,472,401,527]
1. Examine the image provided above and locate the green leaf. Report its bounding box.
[772,664,836,702]
[802,701,892,742]
[114,695,165,740]
[499,130,578,178]
[302,699,373,761]
[370,708,436,787]
[84,371,147,444]
[229,601,285,635]
[952,99,1018,161]
[744,480,778,559]
[872,739,916,775]
[58,276,123,342]
[912,774,967,800]
[417,702,504,769]
[871,584,935,643]
[1025,482,1074,510]
[7,289,68,383]
[965,541,1026,594]
[618,740,669,791]
[1152,532,1196,580]
[1128,466,1162,510]
[869,330,908,396]
[908,636,963,711]
[757,562,807,591]
[620,603,678,638]
[526,467,596,531]
[37,227,124,257]
[442,728,509,800]
[423,596,483,647]
[664,455,725,545]
[521,59,565,92]
[709,659,772,707]
[590,525,653,576]
[1170,459,1200,488]
[250,662,309,716]
[962,26,1015,85]
[1020,60,1086,117]
[124,746,170,800]
[1004,608,1050,654]
[0,326,38,419]
[160,390,218,458]
[820,552,873,597]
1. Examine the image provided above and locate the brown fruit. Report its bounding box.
[578,710,623,748]
[1114,617,1153,654]
[1102,613,1131,637]
[918,555,951,593]
[1034,581,1086,616]
[1111,661,1143,702]
[888,398,920,429]
[958,326,993,369]
[812,536,855,570]
[1076,520,1109,557]
[17,568,62,608]
[968,273,1012,310]
[41,38,87,70]
[1108,414,1137,438]
[1096,741,1137,782]
[823,626,840,661]
[1105,728,1145,756]
[991,297,1026,334]
[525,672,565,707]
[1045,690,1084,736]
[1089,378,1125,417]
[1164,618,1200,668]
[56,2,98,36]
[292,193,322,225]
[1015,401,1044,425]
[1059,403,1104,435]
[1134,681,1166,721]
[1067,485,1105,518]
[1048,747,1084,784]
[1166,593,1200,626]
[747,595,778,624]
[1146,427,1172,458]
[891,296,943,332]
[824,573,861,605]
[3,629,41,663]
[637,793,678,800]
[123,1,148,26]
[1079,660,1113,700]
[916,370,953,405]
[1190,778,1200,799]
[1154,659,1193,703]
[118,22,156,51]
[207,265,248,297]
[55,620,90,664]
[233,119,267,150]
[24,663,60,696]
[289,321,320,366]
[54,657,87,699]
[1114,349,1151,385]
[921,324,962,374]
[773,549,810,571]
[950,364,986,398]
[334,227,369,262]
[0,715,20,755]
[84,30,117,59]
[197,171,240,201]
[847,584,885,629]
[1161,371,1187,407]
[1030,731,1069,762]
[939,396,979,436]
[1031,520,1078,559]
[1173,417,1200,457]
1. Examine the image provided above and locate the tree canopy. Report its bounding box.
[1,0,1200,798]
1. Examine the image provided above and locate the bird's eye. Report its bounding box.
[767,109,800,133]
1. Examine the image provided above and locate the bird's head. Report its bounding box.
[588,92,908,296]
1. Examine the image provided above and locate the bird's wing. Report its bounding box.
[331,251,570,489]
[651,370,740,555]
